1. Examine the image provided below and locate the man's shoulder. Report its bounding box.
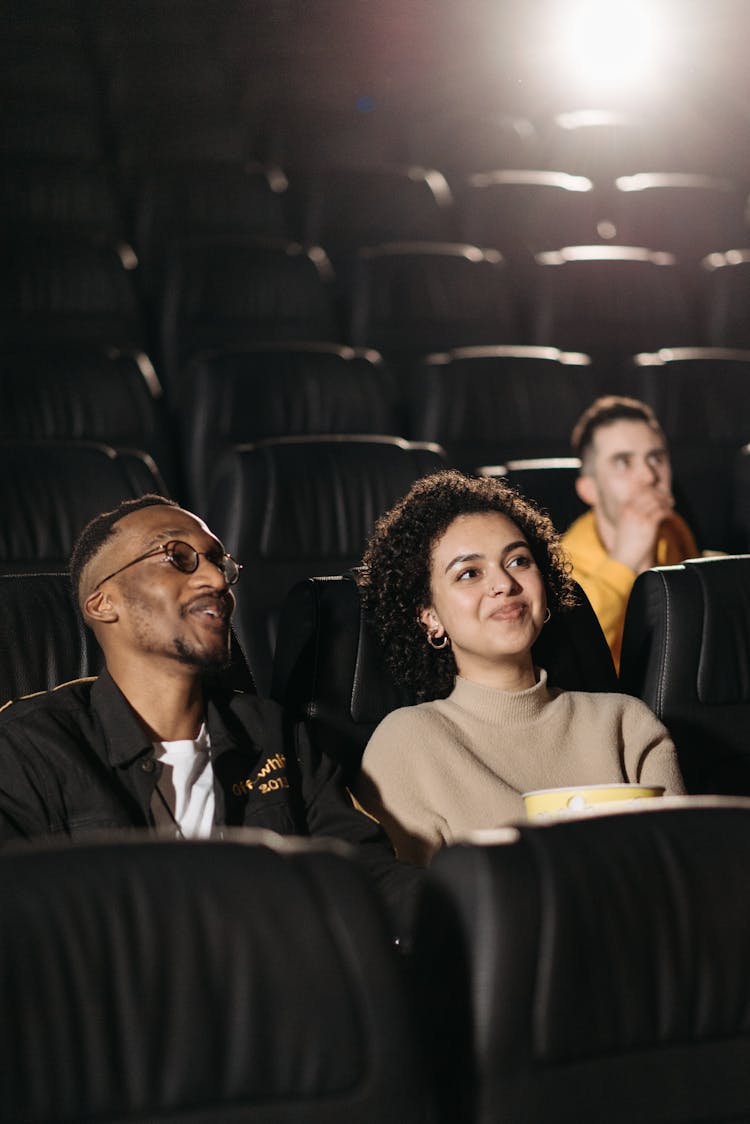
[561,510,596,548]
[0,677,98,730]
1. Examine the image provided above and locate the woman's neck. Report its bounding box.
[454,656,538,693]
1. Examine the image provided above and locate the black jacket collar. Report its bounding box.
[90,669,238,768]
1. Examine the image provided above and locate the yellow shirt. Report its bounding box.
[562,510,698,671]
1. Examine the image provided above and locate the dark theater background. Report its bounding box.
[4,4,750,1122]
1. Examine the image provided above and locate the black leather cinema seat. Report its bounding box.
[133,159,291,294]
[408,345,602,474]
[348,242,519,362]
[0,572,100,706]
[182,343,402,510]
[296,166,456,256]
[627,347,750,549]
[531,245,695,373]
[703,249,750,349]
[158,236,340,399]
[271,570,617,783]
[489,458,588,536]
[612,173,747,263]
[0,440,167,570]
[0,836,434,1124]
[0,347,179,497]
[620,556,750,795]
[457,169,599,262]
[1,236,147,353]
[207,436,446,696]
[414,801,750,1124]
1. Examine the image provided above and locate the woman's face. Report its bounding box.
[420,510,548,686]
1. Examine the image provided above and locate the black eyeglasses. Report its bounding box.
[94,540,242,590]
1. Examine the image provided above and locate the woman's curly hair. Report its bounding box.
[359,470,576,702]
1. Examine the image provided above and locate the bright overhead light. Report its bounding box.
[557,0,667,93]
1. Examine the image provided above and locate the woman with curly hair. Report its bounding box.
[356,470,684,865]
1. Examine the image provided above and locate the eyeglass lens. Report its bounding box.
[168,541,240,584]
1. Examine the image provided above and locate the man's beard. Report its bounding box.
[172,635,232,672]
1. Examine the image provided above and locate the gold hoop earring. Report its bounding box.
[427,632,449,650]
[543,608,551,624]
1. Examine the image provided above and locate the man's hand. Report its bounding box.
[610,487,675,574]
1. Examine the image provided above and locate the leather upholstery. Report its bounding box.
[0,572,100,706]
[159,236,339,396]
[349,242,519,358]
[183,344,402,510]
[0,835,434,1123]
[532,247,694,371]
[207,436,446,696]
[1,236,146,352]
[0,347,178,496]
[620,556,750,794]
[408,346,607,474]
[271,570,618,782]
[415,801,750,1124]
[0,441,167,568]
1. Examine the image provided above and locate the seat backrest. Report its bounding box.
[0,159,126,241]
[408,345,603,474]
[349,241,519,358]
[458,169,599,258]
[0,571,100,706]
[495,458,588,535]
[620,556,750,794]
[0,101,106,162]
[271,570,617,782]
[0,347,179,496]
[0,440,167,568]
[414,802,750,1124]
[159,235,340,399]
[297,166,456,253]
[406,109,535,175]
[0,236,146,352]
[629,347,750,446]
[182,343,402,510]
[733,445,750,552]
[613,173,747,261]
[133,159,291,293]
[536,109,658,179]
[0,836,434,1124]
[206,436,447,695]
[702,250,750,349]
[532,245,695,370]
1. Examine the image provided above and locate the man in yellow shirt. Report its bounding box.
[562,396,698,671]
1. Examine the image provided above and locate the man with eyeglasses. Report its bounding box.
[0,495,422,939]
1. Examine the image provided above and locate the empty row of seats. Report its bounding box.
[7,237,750,384]
[2,341,749,522]
[4,159,749,266]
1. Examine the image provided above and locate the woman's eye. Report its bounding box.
[457,567,478,581]
[508,554,532,569]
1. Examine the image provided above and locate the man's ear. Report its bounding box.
[419,605,444,638]
[82,588,118,627]
[575,473,598,508]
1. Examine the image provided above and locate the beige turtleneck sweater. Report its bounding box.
[356,670,685,865]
